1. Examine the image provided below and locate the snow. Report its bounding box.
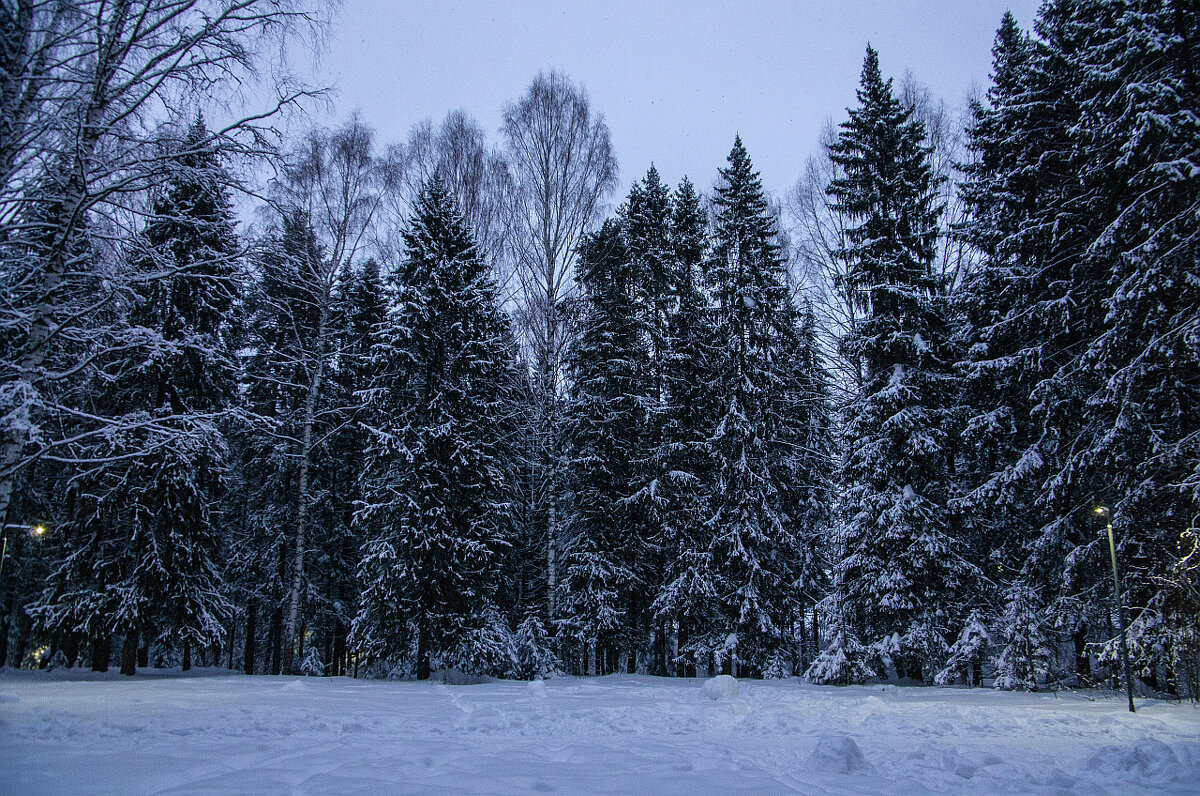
[2,669,1199,794]
[701,674,740,700]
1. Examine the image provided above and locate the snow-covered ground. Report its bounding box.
[1,669,1198,794]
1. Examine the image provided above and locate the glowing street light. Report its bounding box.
[1095,506,1135,713]
[0,522,50,591]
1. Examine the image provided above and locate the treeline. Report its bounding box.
[1,1,1197,697]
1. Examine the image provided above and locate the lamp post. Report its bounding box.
[1095,507,1135,713]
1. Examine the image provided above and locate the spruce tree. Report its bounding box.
[352,178,517,680]
[699,137,801,676]
[558,219,649,674]
[236,211,328,676]
[620,166,675,674]
[826,48,972,682]
[34,118,238,675]
[653,177,722,676]
[1056,0,1200,685]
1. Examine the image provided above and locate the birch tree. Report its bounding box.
[501,71,617,622]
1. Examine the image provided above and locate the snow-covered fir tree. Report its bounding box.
[698,137,805,676]
[352,178,518,680]
[653,177,722,676]
[558,219,650,675]
[1064,0,1200,690]
[620,166,676,674]
[235,211,329,676]
[826,47,975,682]
[34,118,238,675]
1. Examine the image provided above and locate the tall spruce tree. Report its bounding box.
[34,118,238,675]
[652,176,722,676]
[824,48,972,683]
[699,137,802,676]
[778,302,836,672]
[352,178,517,680]
[1071,0,1200,687]
[620,166,675,674]
[237,211,329,676]
[558,219,649,674]
[954,2,1200,693]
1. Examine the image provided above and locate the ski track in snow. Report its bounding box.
[1,669,1198,795]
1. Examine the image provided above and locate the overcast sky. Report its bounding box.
[314,0,1042,198]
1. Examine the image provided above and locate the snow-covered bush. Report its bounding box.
[513,615,562,679]
[807,620,876,685]
[936,611,991,686]
[448,612,518,678]
[300,647,325,677]
[764,650,791,679]
[993,587,1050,691]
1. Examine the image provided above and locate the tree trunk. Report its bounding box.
[1074,624,1091,686]
[416,624,431,680]
[297,617,305,671]
[270,606,282,675]
[120,629,139,676]
[283,298,332,676]
[64,632,82,668]
[227,613,236,670]
[91,634,111,672]
[244,598,257,675]
[333,618,345,677]
[0,589,12,667]
[546,499,557,620]
[182,641,191,671]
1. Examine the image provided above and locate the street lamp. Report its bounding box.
[1095,506,1136,713]
[0,522,48,590]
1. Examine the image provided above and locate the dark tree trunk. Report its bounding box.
[270,606,282,675]
[63,632,82,668]
[227,613,236,670]
[1074,624,1091,686]
[182,641,191,671]
[416,624,431,681]
[0,595,12,667]
[91,634,111,672]
[972,660,983,688]
[333,618,345,677]
[244,600,257,674]
[120,629,139,676]
[297,617,305,671]
[676,624,688,678]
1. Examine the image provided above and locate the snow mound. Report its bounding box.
[702,674,739,700]
[527,679,547,697]
[806,735,873,775]
[1084,737,1181,782]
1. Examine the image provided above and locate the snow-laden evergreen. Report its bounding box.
[558,219,649,674]
[33,118,238,674]
[824,47,976,683]
[352,178,518,680]
[696,138,808,676]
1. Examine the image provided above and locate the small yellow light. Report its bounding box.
[1094,507,1106,514]
[33,526,44,536]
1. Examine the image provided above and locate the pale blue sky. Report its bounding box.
[316,0,1042,197]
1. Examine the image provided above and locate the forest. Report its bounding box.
[0,0,1197,702]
